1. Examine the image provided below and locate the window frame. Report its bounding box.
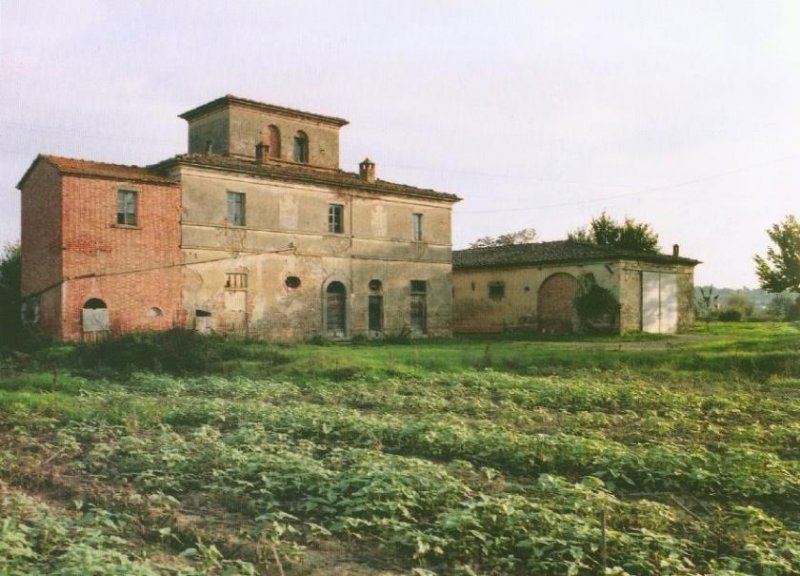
[409,280,427,335]
[412,213,423,241]
[328,203,344,234]
[116,189,138,227]
[225,272,248,290]
[227,191,246,226]
[488,281,506,302]
[293,131,309,163]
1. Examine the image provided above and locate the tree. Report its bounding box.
[568,211,660,253]
[722,292,754,321]
[754,215,800,293]
[695,285,719,322]
[0,243,22,348]
[766,293,800,321]
[470,228,536,248]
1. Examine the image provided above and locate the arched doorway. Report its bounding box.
[325,281,347,337]
[538,273,578,332]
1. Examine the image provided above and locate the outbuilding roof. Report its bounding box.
[453,240,700,269]
[17,155,178,189]
[151,153,461,203]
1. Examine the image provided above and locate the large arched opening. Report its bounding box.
[537,273,578,332]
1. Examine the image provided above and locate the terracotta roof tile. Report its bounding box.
[152,153,461,203]
[17,155,177,189]
[179,95,350,127]
[453,240,699,268]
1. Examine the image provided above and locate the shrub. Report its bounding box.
[75,329,245,374]
[718,309,742,322]
[574,281,620,332]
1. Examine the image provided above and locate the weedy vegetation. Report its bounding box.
[1,322,799,574]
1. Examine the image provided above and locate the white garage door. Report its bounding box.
[642,272,678,334]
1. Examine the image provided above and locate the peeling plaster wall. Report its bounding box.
[454,259,696,334]
[178,166,454,340]
[453,262,617,333]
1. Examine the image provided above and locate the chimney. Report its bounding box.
[359,158,376,183]
[255,143,270,163]
[672,244,680,257]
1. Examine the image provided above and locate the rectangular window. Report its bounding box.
[488,281,505,301]
[225,273,248,290]
[410,280,427,335]
[412,213,423,241]
[328,203,344,234]
[368,295,383,332]
[227,192,245,226]
[116,190,137,226]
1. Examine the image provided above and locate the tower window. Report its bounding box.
[293,131,309,163]
[268,125,281,158]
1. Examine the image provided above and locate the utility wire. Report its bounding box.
[457,152,800,214]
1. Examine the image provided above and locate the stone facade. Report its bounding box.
[17,96,460,342]
[453,241,698,334]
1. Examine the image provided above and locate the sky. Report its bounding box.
[1,0,798,288]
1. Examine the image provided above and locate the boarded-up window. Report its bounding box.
[410,280,427,335]
[268,125,281,158]
[82,298,110,332]
[412,213,423,241]
[642,272,678,333]
[326,281,347,337]
[369,295,383,332]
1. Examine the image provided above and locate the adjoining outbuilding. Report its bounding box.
[452,240,699,334]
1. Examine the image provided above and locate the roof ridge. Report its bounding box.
[152,153,460,202]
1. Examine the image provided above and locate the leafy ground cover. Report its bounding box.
[1,322,799,574]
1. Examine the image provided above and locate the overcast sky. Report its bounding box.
[1,1,798,288]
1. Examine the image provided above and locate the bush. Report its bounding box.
[574,281,619,332]
[75,329,247,375]
[718,309,742,322]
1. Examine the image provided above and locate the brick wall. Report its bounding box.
[59,176,183,341]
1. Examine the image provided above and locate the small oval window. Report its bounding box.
[368,279,382,291]
[285,276,301,289]
[147,307,163,317]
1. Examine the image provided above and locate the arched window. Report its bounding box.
[83,298,107,310]
[293,131,309,163]
[325,281,346,337]
[268,125,281,158]
[82,298,110,334]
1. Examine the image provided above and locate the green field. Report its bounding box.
[1,323,799,575]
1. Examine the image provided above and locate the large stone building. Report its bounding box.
[17,96,461,341]
[453,241,699,334]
